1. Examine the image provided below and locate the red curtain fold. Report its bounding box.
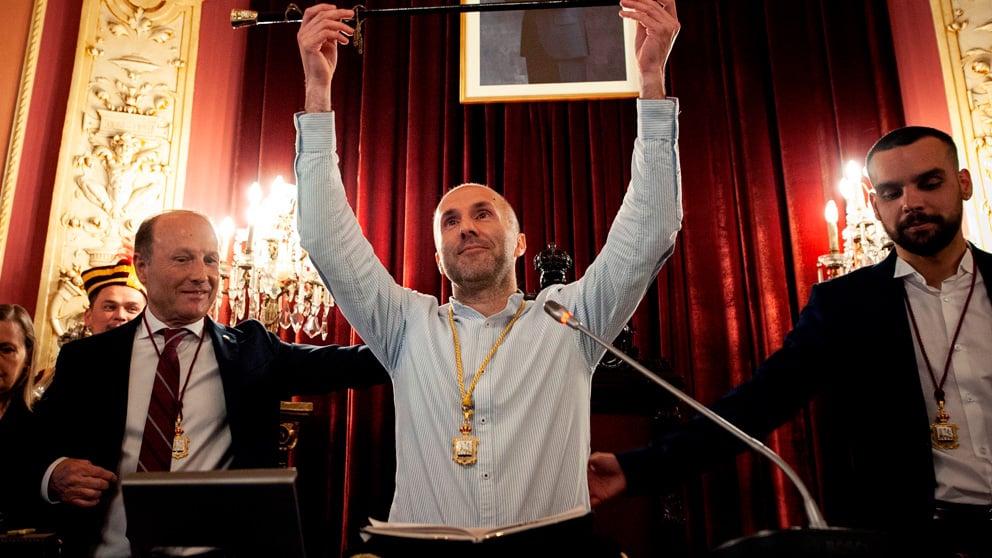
[238,0,903,555]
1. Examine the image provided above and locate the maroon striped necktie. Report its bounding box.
[137,328,188,472]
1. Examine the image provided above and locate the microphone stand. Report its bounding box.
[544,300,895,557]
[543,299,829,529]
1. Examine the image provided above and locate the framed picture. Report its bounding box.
[460,0,639,103]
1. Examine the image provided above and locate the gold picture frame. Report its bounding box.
[460,0,639,103]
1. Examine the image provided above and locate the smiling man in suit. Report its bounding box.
[35,209,389,557]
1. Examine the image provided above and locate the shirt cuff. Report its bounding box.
[41,457,68,503]
[294,111,337,152]
[637,97,679,140]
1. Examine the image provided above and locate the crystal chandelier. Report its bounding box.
[217,176,333,337]
[817,161,893,282]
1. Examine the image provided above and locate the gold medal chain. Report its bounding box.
[449,300,527,412]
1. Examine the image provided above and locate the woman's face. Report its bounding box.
[0,320,29,400]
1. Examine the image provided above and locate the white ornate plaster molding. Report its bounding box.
[33,0,204,369]
[932,0,992,250]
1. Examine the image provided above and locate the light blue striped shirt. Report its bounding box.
[294,99,681,528]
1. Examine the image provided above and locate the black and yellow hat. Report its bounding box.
[80,258,145,301]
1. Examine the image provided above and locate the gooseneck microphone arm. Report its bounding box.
[543,300,829,530]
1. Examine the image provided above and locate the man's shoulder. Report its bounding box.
[213,317,266,335]
[804,258,898,318]
[973,244,992,264]
[59,319,138,354]
[50,321,138,394]
[812,269,881,299]
[208,318,277,348]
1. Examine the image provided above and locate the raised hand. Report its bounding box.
[298,4,356,112]
[619,0,680,99]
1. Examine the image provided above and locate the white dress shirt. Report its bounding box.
[93,313,233,557]
[897,249,992,505]
[295,99,682,528]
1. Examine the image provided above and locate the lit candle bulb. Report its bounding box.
[844,160,865,210]
[824,200,840,253]
[245,181,263,253]
[219,216,235,263]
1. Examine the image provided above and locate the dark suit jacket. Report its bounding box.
[617,245,992,549]
[35,314,389,556]
[1,395,52,533]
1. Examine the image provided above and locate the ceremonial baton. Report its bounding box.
[232,0,619,52]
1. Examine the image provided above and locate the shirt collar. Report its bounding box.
[894,247,974,284]
[138,311,207,340]
[447,291,526,318]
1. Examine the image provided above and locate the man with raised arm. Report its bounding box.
[295,1,682,554]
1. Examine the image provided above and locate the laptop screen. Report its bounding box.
[121,467,306,557]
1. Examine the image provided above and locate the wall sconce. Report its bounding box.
[816,160,893,282]
[217,176,333,337]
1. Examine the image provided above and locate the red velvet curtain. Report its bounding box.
[236,0,903,555]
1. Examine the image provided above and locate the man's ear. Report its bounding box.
[869,193,882,222]
[514,233,527,258]
[959,169,973,201]
[435,252,444,275]
[134,255,148,284]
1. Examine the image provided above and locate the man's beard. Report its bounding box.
[888,210,961,257]
[442,244,517,290]
[445,253,501,286]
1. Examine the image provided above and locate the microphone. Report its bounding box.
[543,300,829,530]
